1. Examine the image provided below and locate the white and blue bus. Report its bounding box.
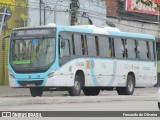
[8,24,157,97]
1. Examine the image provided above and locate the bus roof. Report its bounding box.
[12,24,155,41]
[56,25,155,41]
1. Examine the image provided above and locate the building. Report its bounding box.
[28,0,106,27]
[0,0,28,85]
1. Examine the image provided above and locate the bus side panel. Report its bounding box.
[115,60,139,87]
[103,60,118,87]
[45,59,86,87]
[137,61,156,87]
[85,58,114,87]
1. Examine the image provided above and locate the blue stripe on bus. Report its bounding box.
[89,59,97,86]
[108,31,155,40]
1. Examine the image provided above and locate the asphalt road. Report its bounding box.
[0,101,159,111]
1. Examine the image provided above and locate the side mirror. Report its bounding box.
[61,40,65,49]
[2,36,9,51]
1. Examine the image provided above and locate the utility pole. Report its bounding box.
[44,6,51,25]
[70,0,79,25]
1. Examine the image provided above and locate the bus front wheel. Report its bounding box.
[30,87,43,97]
[68,75,82,96]
[116,75,135,95]
[158,102,160,109]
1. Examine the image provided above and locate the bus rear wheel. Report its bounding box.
[158,102,160,109]
[116,75,135,95]
[83,88,100,96]
[30,87,43,97]
[68,75,82,96]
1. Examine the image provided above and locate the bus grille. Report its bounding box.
[18,80,43,87]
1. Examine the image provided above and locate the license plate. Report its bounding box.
[26,83,35,87]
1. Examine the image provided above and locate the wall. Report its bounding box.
[0,0,28,85]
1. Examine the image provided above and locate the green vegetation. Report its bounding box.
[136,0,160,11]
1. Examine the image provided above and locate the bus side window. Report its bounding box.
[121,39,125,58]
[112,38,115,57]
[139,40,147,60]
[127,39,134,59]
[99,36,109,58]
[74,34,82,56]
[95,36,99,56]
[84,35,88,55]
[87,35,96,57]
[109,37,112,57]
[61,39,70,57]
[134,40,139,58]
[146,41,151,59]
[149,41,155,60]
[114,38,123,58]
[72,34,75,55]
[81,35,85,55]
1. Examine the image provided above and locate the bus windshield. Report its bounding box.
[10,37,56,73]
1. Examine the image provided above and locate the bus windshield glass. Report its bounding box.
[10,28,56,73]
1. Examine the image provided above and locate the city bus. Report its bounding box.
[8,24,157,97]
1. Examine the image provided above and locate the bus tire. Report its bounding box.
[116,75,135,95]
[30,87,43,97]
[83,88,100,96]
[68,75,82,96]
[158,102,160,109]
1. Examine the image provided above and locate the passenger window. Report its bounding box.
[139,40,148,60]
[87,35,96,56]
[127,39,135,59]
[81,35,86,55]
[74,34,82,56]
[61,39,70,57]
[149,41,155,60]
[84,35,88,55]
[99,37,109,57]
[146,41,150,59]
[95,36,99,56]
[109,37,114,57]
[114,38,123,58]
[72,34,75,55]
[134,40,139,58]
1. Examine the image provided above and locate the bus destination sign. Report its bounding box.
[11,28,56,38]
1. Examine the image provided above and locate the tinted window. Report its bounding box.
[139,40,147,59]
[74,34,82,56]
[99,37,109,57]
[114,38,123,58]
[72,34,75,55]
[95,36,99,56]
[149,41,155,60]
[87,35,96,56]
[62,40,70,56]
[127,39,135,59]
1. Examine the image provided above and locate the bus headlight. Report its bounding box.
[48,70,56,78]
[9,72,15,79]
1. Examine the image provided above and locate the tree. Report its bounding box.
[136,0,160,11]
